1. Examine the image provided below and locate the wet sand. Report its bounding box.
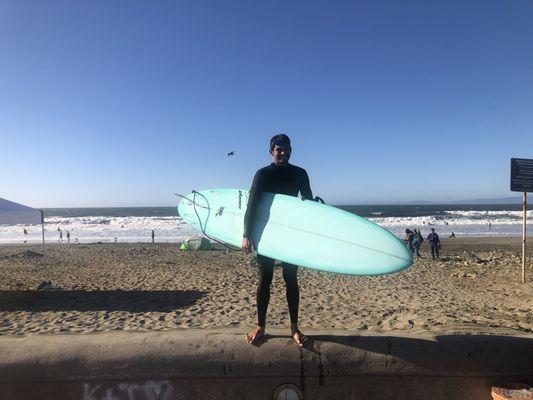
[0,238,531,336]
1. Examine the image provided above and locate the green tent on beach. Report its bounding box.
[180,237,212,251]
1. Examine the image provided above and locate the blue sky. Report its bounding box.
[1,0,532,207]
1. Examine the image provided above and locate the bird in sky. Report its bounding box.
[227,151,235,156]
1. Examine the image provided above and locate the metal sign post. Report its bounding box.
[522,193,527,284]
[510,158,533,284]
[40,209,45,246]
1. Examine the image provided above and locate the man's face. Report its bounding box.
[270,144,291,165]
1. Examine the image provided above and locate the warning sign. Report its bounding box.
[510,158,533,193]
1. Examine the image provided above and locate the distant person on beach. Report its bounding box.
[449,232,456,238]
[412,229,424,258]
[427,228,441,259]
[23,228,28,243]
[58,228,63,243]
[404,229,415,256]
[66,231,70,243]
[151,229,155,243]
[242,134,313,347]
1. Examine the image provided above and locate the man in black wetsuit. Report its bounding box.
[427,228,441,260]
[242,134,312,347]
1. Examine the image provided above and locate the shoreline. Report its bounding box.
[0,234,530,247]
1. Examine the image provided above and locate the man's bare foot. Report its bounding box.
[246,326,265,345]
[291,326,308,347]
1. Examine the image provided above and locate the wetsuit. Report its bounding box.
[244,163,313,328]
[427,232,440,259]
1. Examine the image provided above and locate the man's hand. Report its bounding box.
[242,237,254,253]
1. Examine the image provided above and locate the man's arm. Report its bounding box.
[300,170,313,200]
[243,170,262,239]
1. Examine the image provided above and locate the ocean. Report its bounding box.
[1,204,532,244]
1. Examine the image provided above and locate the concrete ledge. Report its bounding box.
[0,329,532,399]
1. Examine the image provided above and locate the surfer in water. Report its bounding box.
[242,134,312,347]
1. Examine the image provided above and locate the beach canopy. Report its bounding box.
[0,198,43,225]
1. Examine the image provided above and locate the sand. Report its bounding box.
[0,238,531,336]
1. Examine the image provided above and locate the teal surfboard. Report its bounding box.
[178,189,413,276]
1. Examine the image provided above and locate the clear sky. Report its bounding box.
[1,0,532,207]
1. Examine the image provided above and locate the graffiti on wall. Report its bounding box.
[83,380,173,400]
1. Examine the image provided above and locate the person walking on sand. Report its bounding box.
[404,229,415,256]
[66,231,70,243]
[58,228,63,243]
[151,229,155,243]
[243,134,313,347]
[427,228,441,260]
[412,229,424,258]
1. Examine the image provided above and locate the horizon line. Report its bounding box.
[39,201,526,209]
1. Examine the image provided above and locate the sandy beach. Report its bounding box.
[0,238,531,336]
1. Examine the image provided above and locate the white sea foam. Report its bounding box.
[370,214,533,237]
[0,216,198,244]
[442,210,533,219]
[1,210,531,244]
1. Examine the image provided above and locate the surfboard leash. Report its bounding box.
[174,192,240,252]
[175,192,326,252]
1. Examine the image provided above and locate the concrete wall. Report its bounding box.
[0,329,531,399]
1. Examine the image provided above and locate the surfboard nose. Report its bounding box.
[363,231,413,275]
[393,241,414,270]
[384,236,413,274]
